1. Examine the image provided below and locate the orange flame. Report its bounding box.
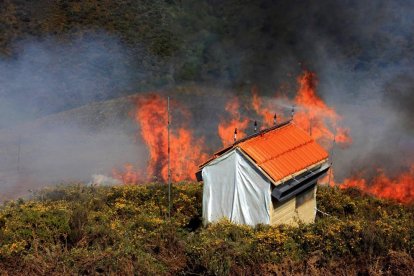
[341,165,414,204]
[218,70,351,150]
[247,70,351,149]
[135,94,169,181]
[112,163,141,185]
[111,71,413,204]
[252,86,276,128]
[113,94,207,184]
[218,97,249,146]
[293,71,351,148]
[218,73,413,203]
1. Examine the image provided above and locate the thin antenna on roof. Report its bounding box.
[327,129,336,187]
[167,97,171,219]
[273,114,277,125]
[291,105,295,120]
[309,118,312,136]
[234,128,238,143]
[254,121,258,133]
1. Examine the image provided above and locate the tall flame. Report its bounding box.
[218,97,249,146]
[293,71,351,148]
[219,70,413,203]
[136,94,169,181]
[252,86,275,128]
[114,94,207,184]
[111,70,413,204]
[223,70,351,149]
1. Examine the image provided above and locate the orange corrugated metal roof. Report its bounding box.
[237,123,328,182]
[198,121,329,183]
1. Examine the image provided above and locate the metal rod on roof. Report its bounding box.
[309,118,312,136]
[327,129,336,187]
[167,96,171,219]
[254,121,257,133]
[273,113,277,125]
[234,128,238,143]
[291,105,295,120]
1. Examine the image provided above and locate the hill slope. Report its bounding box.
[0,87,231,200]
[0,183,412,275]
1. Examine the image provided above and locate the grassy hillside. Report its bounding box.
[0,183,412,275]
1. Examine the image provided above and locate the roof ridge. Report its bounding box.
[202,120,293,167]
[234,120,292,145]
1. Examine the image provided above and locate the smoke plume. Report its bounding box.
[0,33,149,198]
[1,0,413,197]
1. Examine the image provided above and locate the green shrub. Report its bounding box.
[0,183,412,274]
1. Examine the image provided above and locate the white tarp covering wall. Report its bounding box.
[202,149,271,225]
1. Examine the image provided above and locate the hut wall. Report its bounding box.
[270,196,296,225]
[270,185,317,226]
[202,149,272,226]
[296,186,317,224]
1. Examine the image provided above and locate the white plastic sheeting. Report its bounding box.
[202,149,271,226]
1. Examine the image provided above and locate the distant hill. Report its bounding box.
[0,94,136,199]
